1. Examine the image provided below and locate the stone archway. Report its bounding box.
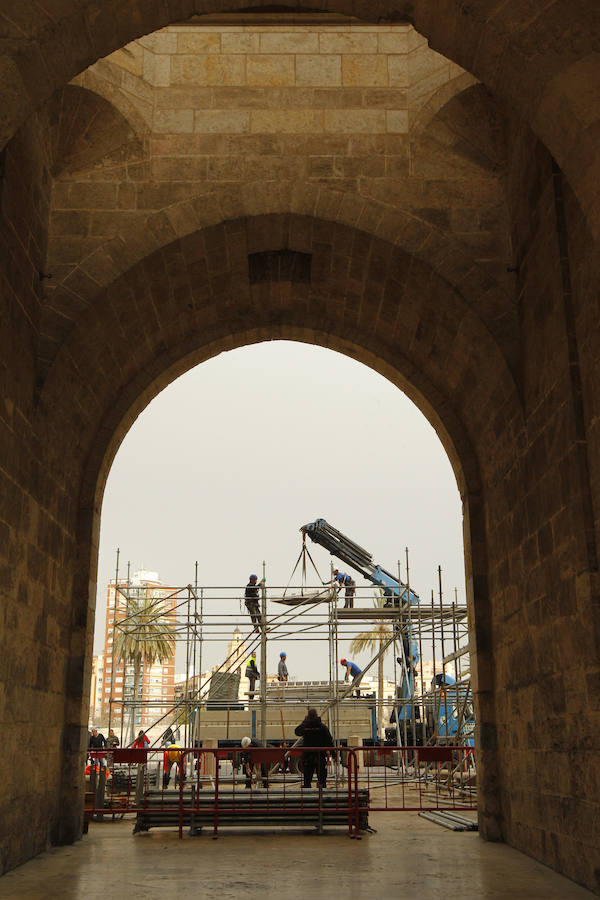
[32,211,523,861]
[0,5,599,894]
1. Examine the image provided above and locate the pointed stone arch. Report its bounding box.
[33,210,525,857]
[40,183,517,379]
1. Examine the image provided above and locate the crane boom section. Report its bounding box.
[301,518,419,605]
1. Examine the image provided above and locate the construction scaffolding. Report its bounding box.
[104,551,474,765]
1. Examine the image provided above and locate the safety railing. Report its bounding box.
[87,746,362,838]
[86,744,475,836]
[347,744,476,814]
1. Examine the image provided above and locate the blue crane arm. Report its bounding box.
[300,518,420,605]
[301,518,422,726]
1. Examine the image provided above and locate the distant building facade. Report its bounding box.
[89,652,104,723]
[100,569,177,729]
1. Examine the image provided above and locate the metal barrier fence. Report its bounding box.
[86,744,475,838]
[350,745,476,813]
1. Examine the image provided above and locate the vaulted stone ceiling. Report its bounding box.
[1,1,599,233]
[37,18,515,388]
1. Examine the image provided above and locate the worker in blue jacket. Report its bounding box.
[340,658,362,696]
[327,569,356,608]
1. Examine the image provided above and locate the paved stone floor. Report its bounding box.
[1,813,593,899]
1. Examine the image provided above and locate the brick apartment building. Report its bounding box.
[100,570,177,730]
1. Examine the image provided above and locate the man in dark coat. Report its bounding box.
[88,727,107,772]
[294,708,334,789]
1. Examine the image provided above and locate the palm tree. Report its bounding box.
[349,592,393,739]
[115,594,176,743]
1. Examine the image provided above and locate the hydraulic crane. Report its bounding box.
[300,518,419,606]
[301,518,420,734]
[301,518,475,746]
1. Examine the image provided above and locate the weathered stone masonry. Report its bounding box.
[0,4,599,894]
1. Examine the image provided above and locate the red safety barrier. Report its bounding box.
[352,745,476,813]
[86,744,475,835]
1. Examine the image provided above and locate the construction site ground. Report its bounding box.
[2,811,592,899]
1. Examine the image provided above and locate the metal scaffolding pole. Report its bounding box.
[260,560,267,746]
[97,563,473,768]
[107,548,120,736]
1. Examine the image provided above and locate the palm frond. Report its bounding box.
[115,595,176,667]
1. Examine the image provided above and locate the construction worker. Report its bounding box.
[294,708,334,789]
[340,658,363,697]
[277,651,288,701]
[240,736,267,788]
[164,740,187,787]
[245,574,262,631]
[329,569,356,608]
[245,651,260,700]
[277,652,288,683]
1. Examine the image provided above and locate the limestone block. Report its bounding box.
[309,156,334,177]
[207,157,247,181]
[388,56,409,88]
[247,55,295,87]
[378,33,409,55]
[151,157,208,181]
[348,735,364,768]
[260,32,319,54]
[324,109,386,134]
[49,211,90,236]
[201,738,217,776]
[212,87,266,108]
[194,110,251,134]
[147,55,171,88]
[177,33,221,54]
[222,33,260,54]
[138,33,178,55]
[364,88,408,109]
[312,88,362,108]
[154,87,212,109]
[342,55,389,87]
[53,183,118,210]
[408,47,448,84]
[117,178,137,210]
[251,110,323,133]
[407,27,429,52]
[260,87,313,108]
[171,55,245,87]
[319,32,379,54]
[386,110,409,133]
[296,55,341,87]
[153,109,194,133]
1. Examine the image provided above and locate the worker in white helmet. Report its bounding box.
[240,736,267,789]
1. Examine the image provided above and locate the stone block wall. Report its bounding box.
[42,21,506,377]
[0,117,66,869]
[483,117,600,889]
[0,11,598,895]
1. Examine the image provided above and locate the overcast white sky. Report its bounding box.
[94,340,465,681]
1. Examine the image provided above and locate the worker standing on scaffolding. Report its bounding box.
[329,569,356,608]
[245,651,260,700]
[245,573,263,632]
[340,658,363,697]
[277,652,288,683]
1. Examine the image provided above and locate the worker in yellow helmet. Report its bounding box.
[245,651,260,700]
